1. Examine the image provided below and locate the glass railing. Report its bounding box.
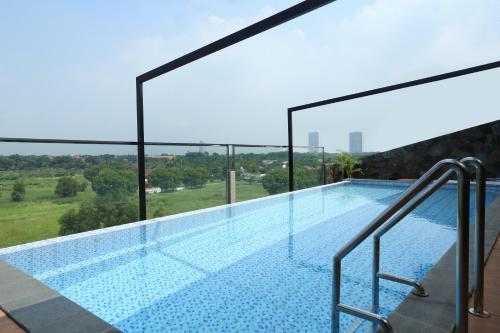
[232,145,289,201]
[0,141,139,248]
[144,143,229,218]
[0,139,325,248]
[292,146,325,190]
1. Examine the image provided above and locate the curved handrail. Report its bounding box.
[371,157,489,318]
[332,159,470,333]
[372,170,454,306]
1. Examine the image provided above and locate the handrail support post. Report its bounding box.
[463,158,490,318]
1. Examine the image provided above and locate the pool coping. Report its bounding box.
[0,260,121,333]
[384,194,500,333]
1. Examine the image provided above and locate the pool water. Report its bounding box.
[1,181,499,332]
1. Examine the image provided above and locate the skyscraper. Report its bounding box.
[199,140,205,153]
[308,132,319,153]
[349,132,363,154]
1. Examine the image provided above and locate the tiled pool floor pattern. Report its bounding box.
[1,182,499,332]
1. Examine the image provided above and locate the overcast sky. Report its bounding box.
[1,0,499,154]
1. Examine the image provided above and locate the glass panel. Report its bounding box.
[0,142,139,248]
[145,144,228,218]
[292,146,324,190]
[293,67,500,182]
[233,146,288,201]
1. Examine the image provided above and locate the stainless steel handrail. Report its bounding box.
[332,159,470,333]
[372,170,453,305]
[372,157,489,319]
[462,157,490,318]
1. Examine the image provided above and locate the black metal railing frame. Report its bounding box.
[3,1,499,220]
[134,0,339,219]
[287,60,500,190]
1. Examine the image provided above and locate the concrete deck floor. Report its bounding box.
[0,309,24,333]
[469,235,500,332]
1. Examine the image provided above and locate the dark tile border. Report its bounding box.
[0,261,121,333]
[385,194,500,333]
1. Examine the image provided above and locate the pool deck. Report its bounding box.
[0,309,25,333]
[0,260,121,333]
[468,236,500,332]
[386,195,500,333]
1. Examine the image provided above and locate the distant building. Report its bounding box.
[147,155,175,160]
[199,140,205,153]
[145,187,162,194]
[308,132,319,153]
[349,132,363,154]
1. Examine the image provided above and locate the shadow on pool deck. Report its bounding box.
[0,260,120,333]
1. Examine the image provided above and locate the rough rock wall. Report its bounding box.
[360,119,500,179]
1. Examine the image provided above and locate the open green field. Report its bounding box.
[147,181,268,218]
[0,173,95,248]
[0,173,269,248]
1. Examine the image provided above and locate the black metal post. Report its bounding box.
[136,80,147,220]
[287,109,294,191]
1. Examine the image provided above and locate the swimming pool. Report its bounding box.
[1,180,499,332]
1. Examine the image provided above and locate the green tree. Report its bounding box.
[58,201,138,236]
[331,152,363,180]
[149,167,181,192]
[55,176,79,197]
[58,203,99,235]
[95,201,138,228]
[91,168,137,200]
[243,162,259,173]
[0,156,14,170]
[153,207,167,218]
[78,181,88,192]
[262,167,321,194]
[294,167,320,190]
[182,167,209,188]
[262,168,288,195]
[84,162,135,182]
[11,180,25,202]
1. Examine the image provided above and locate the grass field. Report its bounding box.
[0,173,269,248]
[146,181,268,218]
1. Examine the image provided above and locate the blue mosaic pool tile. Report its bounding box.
[1,181,498,332]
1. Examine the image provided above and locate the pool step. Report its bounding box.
[344,316,379,333]
[344,317,365,333]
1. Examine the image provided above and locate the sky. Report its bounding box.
[0,0,499,154]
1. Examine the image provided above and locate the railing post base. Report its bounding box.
[468,308,490,318]
[411,289,429,297]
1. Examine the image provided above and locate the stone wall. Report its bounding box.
[359,119,500,179]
